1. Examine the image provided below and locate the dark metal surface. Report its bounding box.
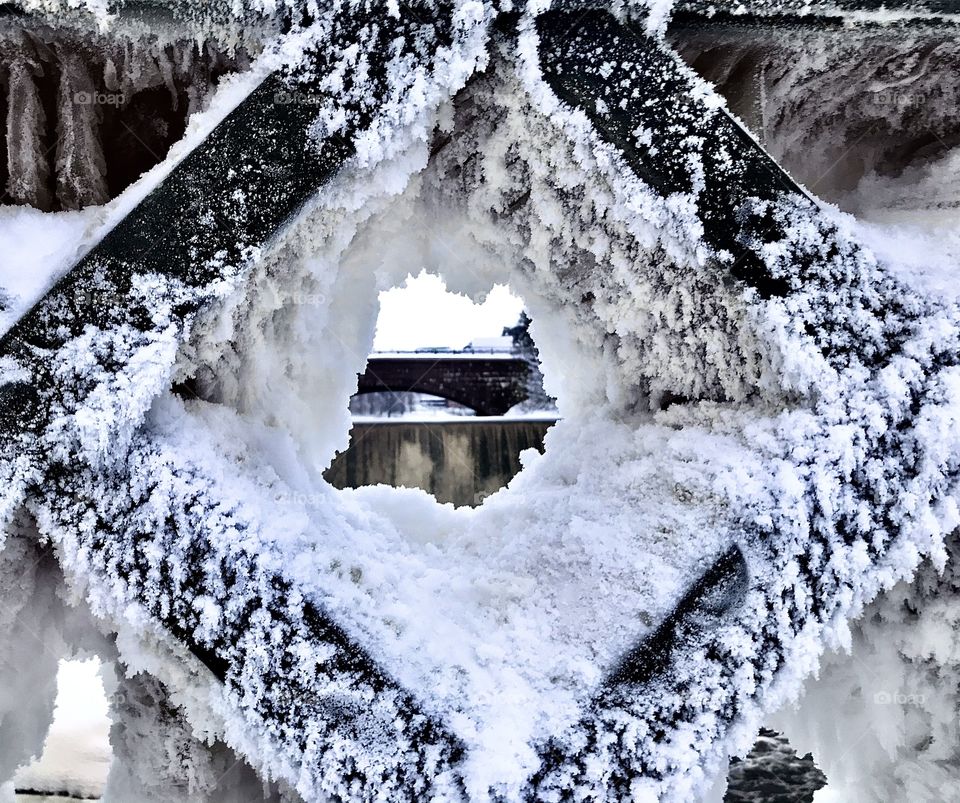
[537,9,808,298]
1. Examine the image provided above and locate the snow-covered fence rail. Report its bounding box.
[1,2,960,801]
[0,72,350,449]
[536,9,915,372]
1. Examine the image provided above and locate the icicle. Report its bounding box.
[157,44,179,111]
[103,56,119,92]
[5,58,52,211]
[0,531,65,788]
[185,43,209,119]
[130,42,164,97]
[54,45,108,210]
[175,38,195,81]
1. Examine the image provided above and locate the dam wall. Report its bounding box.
[325,418,556,506]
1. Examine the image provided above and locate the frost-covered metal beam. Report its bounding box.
[0,73,349,430]
[538,8,809,299]
[537,8,913,371]
[0,0,460,462]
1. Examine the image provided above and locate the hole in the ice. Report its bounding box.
[324,273,558,507]
[724,729,827,803]
[13,658,111,800]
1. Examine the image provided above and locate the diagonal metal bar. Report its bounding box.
[536,7,917,370]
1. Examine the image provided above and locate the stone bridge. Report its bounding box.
[355,351,531,416]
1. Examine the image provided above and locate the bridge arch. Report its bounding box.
[354,353,531,417]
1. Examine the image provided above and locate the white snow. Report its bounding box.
[0,208,97,337]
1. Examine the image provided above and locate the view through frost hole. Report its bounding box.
[324,273,558,508]
[12,658,111,800]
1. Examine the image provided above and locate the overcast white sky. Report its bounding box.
[373,272,524,351]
